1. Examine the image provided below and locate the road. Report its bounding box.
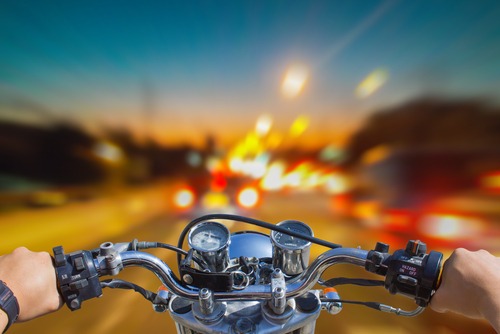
[1,182,497,334]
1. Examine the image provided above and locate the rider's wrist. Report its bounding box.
[0,281,19,333]
[481,292,500,333]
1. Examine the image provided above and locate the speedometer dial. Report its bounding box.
[188,221,230,252]
[188,221,230,272]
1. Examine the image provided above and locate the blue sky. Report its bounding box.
[1,0,499,147]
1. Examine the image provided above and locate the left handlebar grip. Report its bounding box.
[53,246,102,311]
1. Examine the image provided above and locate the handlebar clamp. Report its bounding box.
[53,246,102,311]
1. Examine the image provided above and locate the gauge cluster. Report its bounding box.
[186,220,313,276]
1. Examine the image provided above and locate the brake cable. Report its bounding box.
[320,277,384,287]
[320,298,425,316]
[101,279,157,303]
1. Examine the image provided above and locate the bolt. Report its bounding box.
[199,288,214,315]
[233,318,255,334]
[183,274,193,284]
[273,287,284,298]
[272,268,283,278]
[152,303,168,313]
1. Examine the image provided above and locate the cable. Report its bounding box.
[321,298,381,310]
[101,279,157,303]
[320,277,384,287]
[135,241,207,269]
[321,298,425,316]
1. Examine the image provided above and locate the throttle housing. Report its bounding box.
[53,246,102,310]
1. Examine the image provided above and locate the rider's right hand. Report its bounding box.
[430,248,500,333]
[0,247,62,328]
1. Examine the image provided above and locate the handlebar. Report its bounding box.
[121,247,369,301]
[53,242,442,309]
[52,214,443,319]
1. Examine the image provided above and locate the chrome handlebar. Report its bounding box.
[119,247,369,301]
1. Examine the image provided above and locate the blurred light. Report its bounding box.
[419,214,485,239]
[285,171,302,188]
[229,157,244,173]
[355,68,388,98]
[305,172,321,188]
[237,187,260,208]
[382,209,412,229]
[202,191,230,210]
[187,151,202,167]
[281,65,308,98]
[256,114,273,137]
[250,154,270,178]
[93,141,123,164]
[324,173,350,194]
[319,145,345,162]
[361,145,391,165]
[353,201,381,227]
[330,194,350,216]
[261,161,286,191]
[480,171,500,191]
[173,188,196,209]
[211,171,227,191]
[206,156,223,173]
[266,133,283,149]
[244,133,261,154]
[290,115,309,138]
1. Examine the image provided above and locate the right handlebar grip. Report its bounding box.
[53,246,102,310]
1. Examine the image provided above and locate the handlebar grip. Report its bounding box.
[53,246,102,310]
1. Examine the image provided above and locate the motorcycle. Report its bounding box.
[53,213,443,333]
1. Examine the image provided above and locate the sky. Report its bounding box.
[1,0,499,148]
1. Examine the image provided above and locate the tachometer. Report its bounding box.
[271,220,313,276]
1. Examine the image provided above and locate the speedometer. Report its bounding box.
[188,221,230,272]
[189,222,230,251]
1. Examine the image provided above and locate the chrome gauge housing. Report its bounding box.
[188,221,230,272]
[271,220,313,276]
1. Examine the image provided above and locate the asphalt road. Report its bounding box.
[1,184,496,334]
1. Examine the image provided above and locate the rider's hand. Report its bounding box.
[431,248,500,333]
[0,247,62,324]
